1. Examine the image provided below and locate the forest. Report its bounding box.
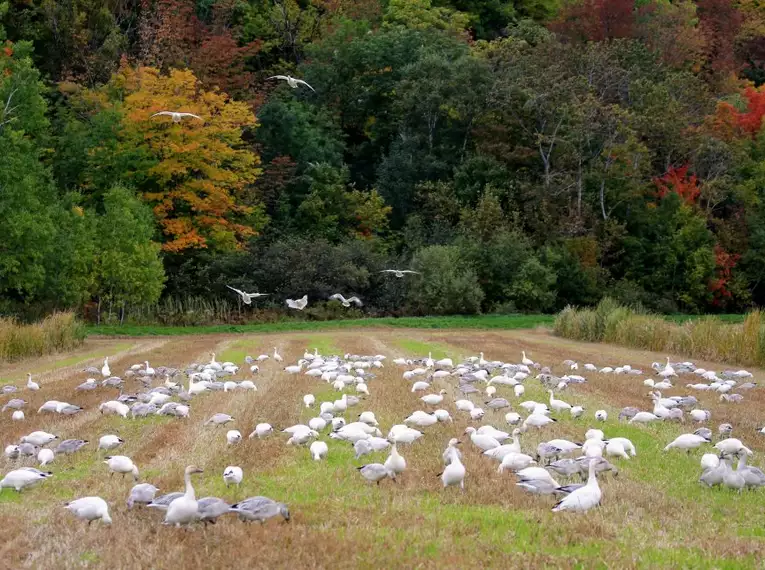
[2,0,765,323]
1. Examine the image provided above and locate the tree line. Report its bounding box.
[2,0,765,322]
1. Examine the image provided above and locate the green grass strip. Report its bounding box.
[86,315,555,337]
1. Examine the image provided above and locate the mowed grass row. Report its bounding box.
[0,329,763,568]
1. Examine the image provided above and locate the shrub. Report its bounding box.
[554,299,765,367]
[0,312,85,362]
[407,245,484,315]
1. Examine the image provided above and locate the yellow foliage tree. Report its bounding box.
[108,64,263,252]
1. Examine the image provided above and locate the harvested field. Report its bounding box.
[1,328,764,569]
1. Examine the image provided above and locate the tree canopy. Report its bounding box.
[2,0,765,321]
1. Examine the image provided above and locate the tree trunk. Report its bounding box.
[577,159,583,217]
[97,297,101,326]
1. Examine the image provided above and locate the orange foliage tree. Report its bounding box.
[107,64,264,252]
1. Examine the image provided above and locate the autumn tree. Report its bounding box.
[137,0,260,97]
[654,165,701,205]
[697,0,743,86]
[550,0,635,43]
[70,64,265,253]
[706,85,765,145]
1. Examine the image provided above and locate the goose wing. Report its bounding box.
[294,79,316,92]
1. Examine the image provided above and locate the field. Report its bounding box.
[1,327,764,569]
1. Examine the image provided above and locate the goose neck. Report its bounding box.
[184,470,196,500]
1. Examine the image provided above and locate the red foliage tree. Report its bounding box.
[550,0,635,42]
[137,0,260,98]
[709,245,740,305]
[710,85,765,139]
[654,165,701,205]
[733,86,765,136]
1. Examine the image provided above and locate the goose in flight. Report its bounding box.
[267,75,315,91]
[226,285,268,305]
[380,269,420,278]
[286,295,308,310]
[151,111,203,123]
[329,293,363,307]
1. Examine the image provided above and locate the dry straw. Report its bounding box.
[554,300,765,367]
[0,311,85,362]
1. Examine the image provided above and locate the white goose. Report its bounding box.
[65,497,112,525]
[552,458,601,512]
[0,469,52,491]
[464,427,500,451]
[440,453,466,489]
[310,441,328,461]
[164,465,204,526]
[104,456,139,480]
[522,414,557,430]
[664,433,710,452]
[384,444,407,475]
[658,357,676,379]
[548,391,572,413]
[26,374,39,391]
[223,466,243,486]
[421,390,447,406]
[521,351,534,366]
[101,357,111,378]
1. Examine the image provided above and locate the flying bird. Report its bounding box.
[380,269,421,278]
[267,75,315,92]
[226,285,268,305]
[286,295,308,310]
[329,294,363,307]
[150,111,203,123]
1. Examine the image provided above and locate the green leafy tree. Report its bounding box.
[95,185,165,320]
[509,257,557,311]
[0,38,57,302]
[383,0,469,36]
[293,164,391,241]
[44,198,97,308]
[256,97,345,168]
[619,192,716,312]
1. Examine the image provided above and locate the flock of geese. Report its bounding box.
[1,344,762,528]
[226,270,420,309]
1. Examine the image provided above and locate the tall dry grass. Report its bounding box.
[554,300,765,367]
[0,311,85,362]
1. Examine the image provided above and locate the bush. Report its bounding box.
[407,245,484,315]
